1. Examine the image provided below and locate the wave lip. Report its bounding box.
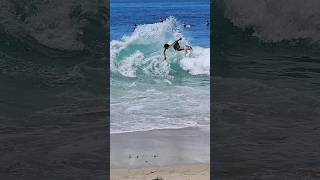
[110,16,210,79]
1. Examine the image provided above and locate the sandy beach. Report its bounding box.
[110,127,210,179]
[111,164,209,180]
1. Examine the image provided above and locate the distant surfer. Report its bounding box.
[132,24,137,31]
[182,23,191,28]
[205,20,209,26]
[159,18,164,23]
[163,37,192,61]
[182,23,187,28]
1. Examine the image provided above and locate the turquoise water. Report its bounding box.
[110,0,210,133]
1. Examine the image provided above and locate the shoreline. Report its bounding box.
[111,127,210,168]
[111,126,209,169]
[110,109,209,180]
[110,125,209,135]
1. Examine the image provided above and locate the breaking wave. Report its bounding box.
[110,17,210,80]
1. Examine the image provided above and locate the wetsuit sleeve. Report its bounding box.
[170,40,178,47]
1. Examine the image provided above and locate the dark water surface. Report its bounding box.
[0,0,108,179]
[213,1,320,179]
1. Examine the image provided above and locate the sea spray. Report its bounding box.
[223,0,320,42]
[110,17,210,80]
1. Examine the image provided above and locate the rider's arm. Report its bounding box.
[169,38,181,47]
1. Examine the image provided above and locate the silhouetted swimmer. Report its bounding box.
[182,23,191,28]
[205,20,209,26]
[159,18,164,23]
[132,24,137,32]
[182,23,187,28]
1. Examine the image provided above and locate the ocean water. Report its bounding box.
[110,0,210,133]
[213,1,320,179]
[0,0,107,179]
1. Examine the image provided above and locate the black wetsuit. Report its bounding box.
[173,41,182,51]
[173,41,192,51]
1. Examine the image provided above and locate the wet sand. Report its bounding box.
[110,127,210,179]
[111,164,209,180]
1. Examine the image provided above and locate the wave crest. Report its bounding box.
[110,17,210,79]
[223,0,320,42]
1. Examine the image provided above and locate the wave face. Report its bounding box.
[0,0,107,51]
[110,17,210,134]
[110,17,210,80]
[0,0,107,128]
[0,0,107,88]
[221,0,320,43]
[214,0,320,81]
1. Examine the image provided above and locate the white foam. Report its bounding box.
[110,16,210,78]
[117,51,144,77]
[223,0,320,42]
[180,47,210,75]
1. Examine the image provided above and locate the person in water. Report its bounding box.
[132,24,137,31]
[159,18,164,23]
[205,20,209,26]
[163,37,192,61]
[181,23,191,29]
